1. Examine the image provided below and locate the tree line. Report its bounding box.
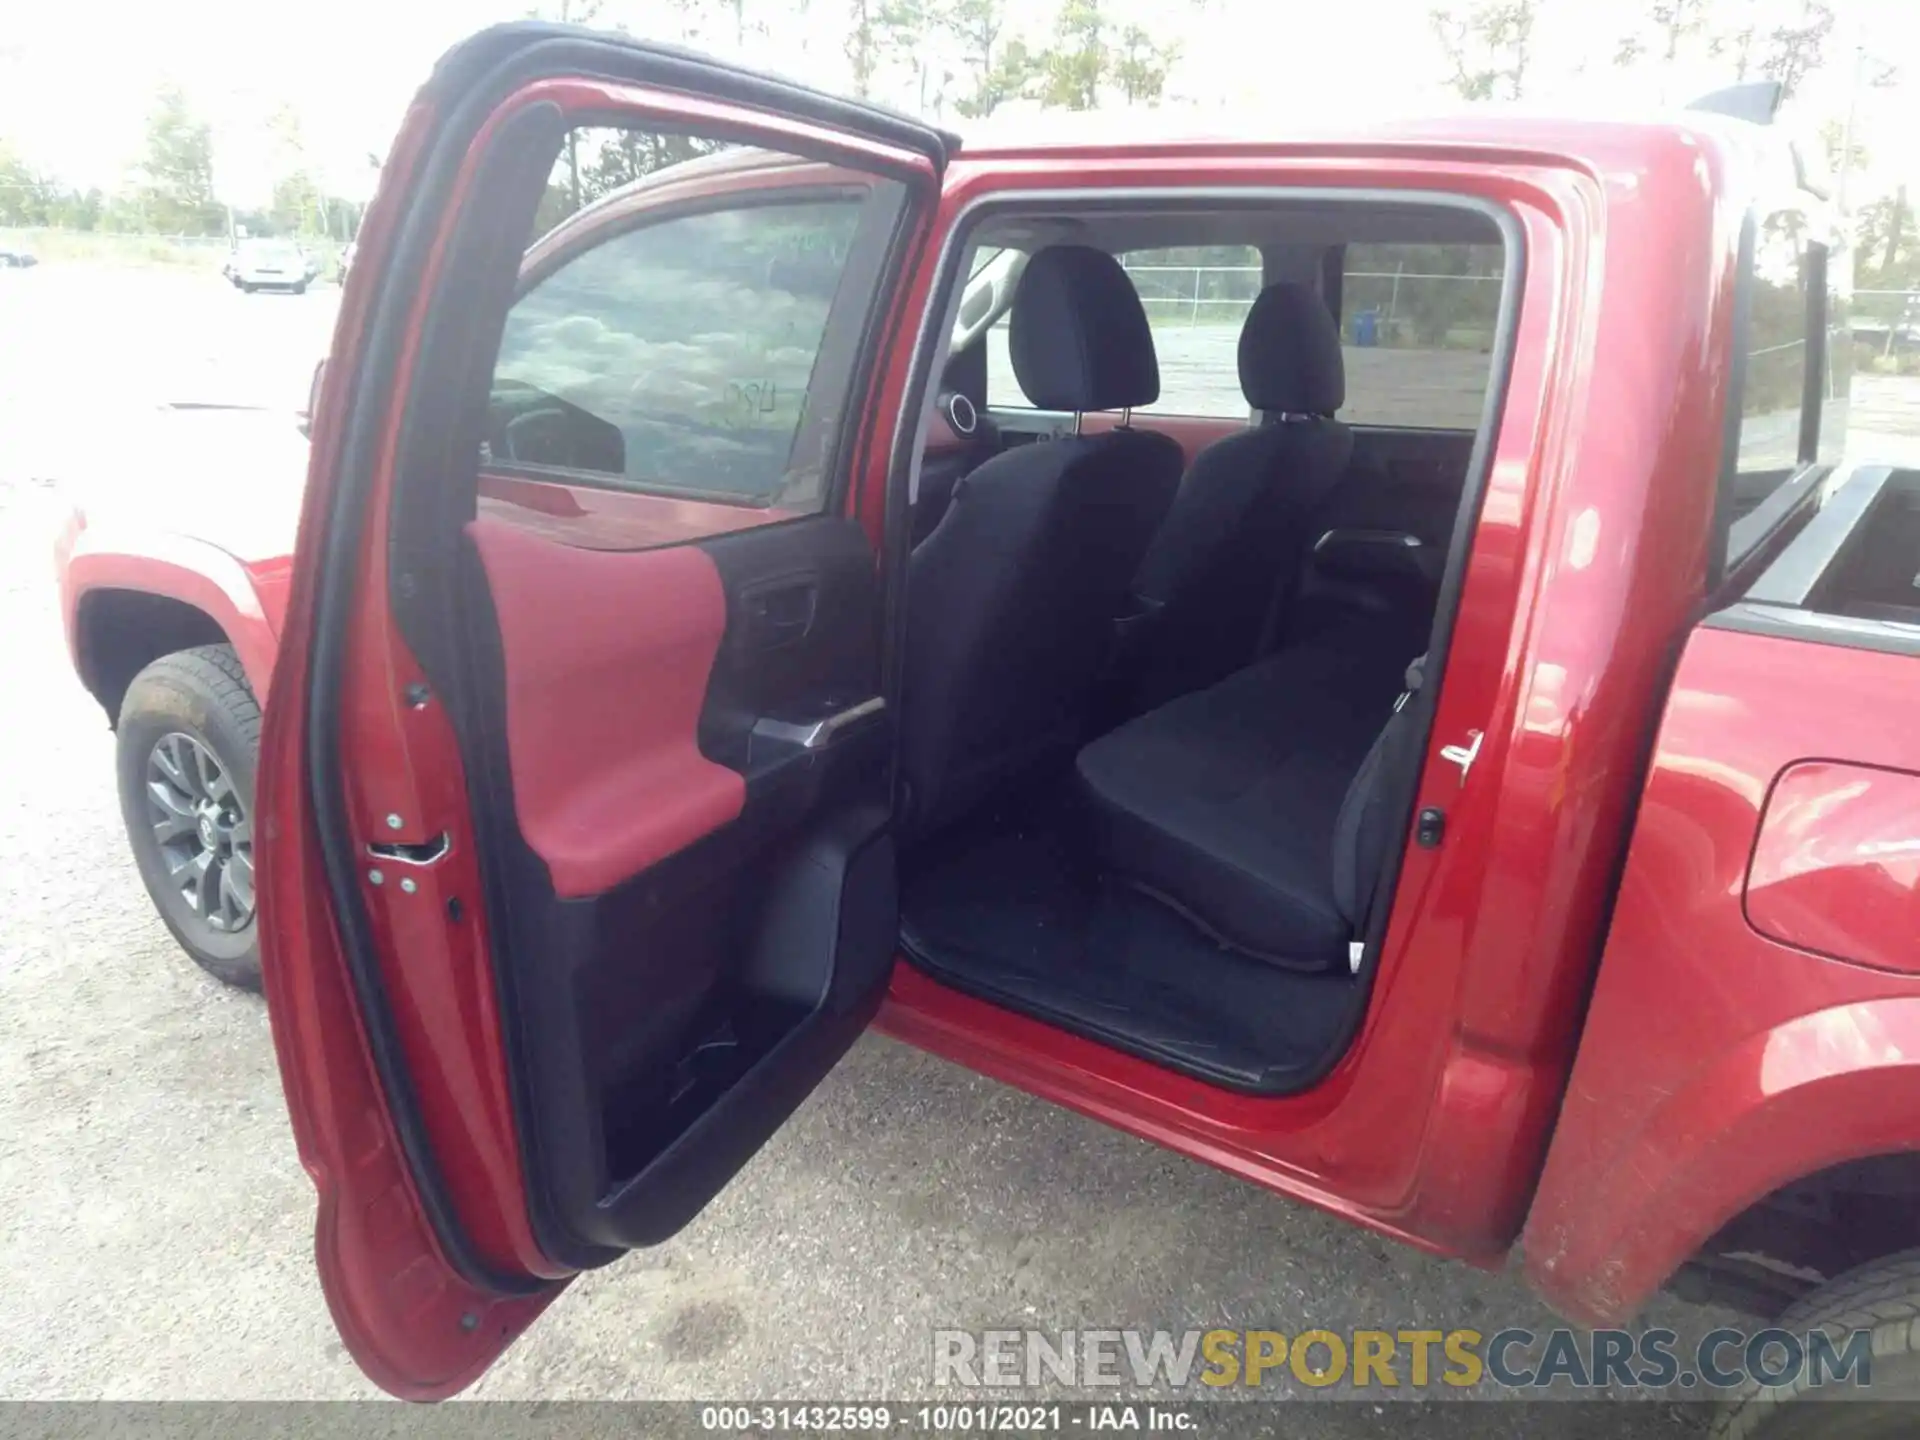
[0,0,1894,242]
[0,85,363,241]
[1429,0,1843,103]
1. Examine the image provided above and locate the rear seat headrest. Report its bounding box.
[1238,282,1345,417]
[1009,244,1161,415]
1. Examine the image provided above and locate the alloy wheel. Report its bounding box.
[144,732,255,933]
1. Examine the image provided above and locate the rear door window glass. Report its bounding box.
[489,160,903,511]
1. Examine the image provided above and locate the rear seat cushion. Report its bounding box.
[1076,630,1416,966]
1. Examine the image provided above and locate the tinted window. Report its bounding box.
[982,247,1262,418]
[489,193,877,509]
[1125,247,1262,416]
[1341,244,1502,429]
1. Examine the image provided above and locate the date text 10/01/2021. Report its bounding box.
[700,1406,1197,1432]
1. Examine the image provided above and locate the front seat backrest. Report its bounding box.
[1124,282,1354,711]
[900,245,1185,836]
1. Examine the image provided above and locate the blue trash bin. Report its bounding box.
[1355,308,1380,347]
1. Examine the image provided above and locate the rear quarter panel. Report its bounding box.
[1524,624,1920,1323]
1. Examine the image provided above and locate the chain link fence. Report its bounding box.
[1122,261,1504,349]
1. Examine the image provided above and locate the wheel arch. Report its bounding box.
[66,543,278,724]
[1673,1151,1920,1318]
[1524,998,1920,1325]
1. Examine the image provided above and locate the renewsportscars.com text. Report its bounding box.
[932,1326,1873,1392]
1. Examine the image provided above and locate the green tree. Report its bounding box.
[1430,0,1537,101]
[942,0,1018,117]
[1616,0,1712,68]
[1708,0,1761,80]
[1857,189,1916,290]
[1819,117,1868,187]
[46,186,104,231]
[847,0,876,97]
[1760,0,1833,99]
[265,105,332,238]
[130,84,224,235]
[0,141,59,226]
[1034,0,1107,110]
[936,0,1174,114]
[533,126,725,233]
[1111,24,1175,103]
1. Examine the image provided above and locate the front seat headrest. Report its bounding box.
[1238,282,1345,417]
[1009,245,1160,414]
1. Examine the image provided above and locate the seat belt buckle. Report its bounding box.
[1349,940,1365,974]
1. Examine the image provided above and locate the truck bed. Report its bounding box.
[1711,465,1920,656]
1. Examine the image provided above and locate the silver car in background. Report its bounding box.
[223,238,317,294]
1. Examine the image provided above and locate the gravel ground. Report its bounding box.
[3,259,1914,1413]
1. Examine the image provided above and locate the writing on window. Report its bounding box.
[490,196,867,508]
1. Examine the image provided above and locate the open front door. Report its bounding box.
[256,22,949,1398]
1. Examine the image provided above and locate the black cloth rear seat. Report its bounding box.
[1076,626,1424,969]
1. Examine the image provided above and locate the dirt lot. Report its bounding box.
[4,259,1911,1409]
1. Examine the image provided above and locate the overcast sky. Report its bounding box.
[1,0,1915,208]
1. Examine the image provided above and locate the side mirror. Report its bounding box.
[301,357,328,438]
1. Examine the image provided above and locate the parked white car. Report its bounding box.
[223,238,317,294]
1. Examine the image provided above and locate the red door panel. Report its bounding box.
[466,516,744,897]
[258,19,948,1397]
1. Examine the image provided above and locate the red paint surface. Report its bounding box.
[257,58,941,1398]
[1525,628,1920,1323]
[255,93,562,1404]
[248,38,1874,1398]
[878,127,1738,1272]
[57,527,284,702]
[467,516,743,896]
[1745,761,1920,976]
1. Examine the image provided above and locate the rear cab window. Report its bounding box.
[970,237,1509,437]
[1124,247,1263,417]
[1338,243,1504,429]
[981,247,1262,420]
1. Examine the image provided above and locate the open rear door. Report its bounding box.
[255,22,949,1398]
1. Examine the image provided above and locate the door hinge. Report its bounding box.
[1439,729,1484,785]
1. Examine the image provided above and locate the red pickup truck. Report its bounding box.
[53,23,1920,1428]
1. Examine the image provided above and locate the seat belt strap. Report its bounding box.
[1349,654,1427,972]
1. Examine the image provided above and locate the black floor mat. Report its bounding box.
[899,794,1355,1093]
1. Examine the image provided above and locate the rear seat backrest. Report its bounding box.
[1120,283,1353,712]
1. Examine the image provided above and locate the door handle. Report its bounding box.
[752,697,886,751]
[739,577,819,650]
[1439,730,1483,784]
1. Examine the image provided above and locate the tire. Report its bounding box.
[1713,1249,1920,1438]
[291,280,307,295]
[115,645,263,991]
[240,282,256,294]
